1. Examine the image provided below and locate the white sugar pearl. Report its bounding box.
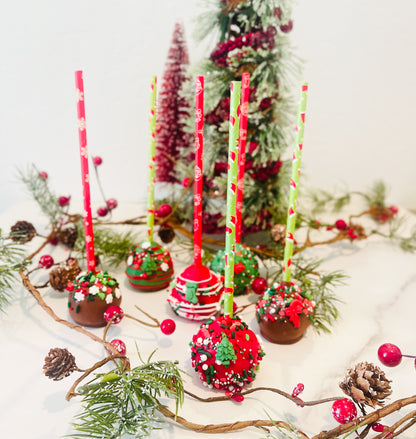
[200,354,207,362]
[202,364,208,371]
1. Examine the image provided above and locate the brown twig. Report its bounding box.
[311,395,416,439]
[184,387,343,407]
[65,353,129,401]
[156,404,310,437]
[19,269,128,369]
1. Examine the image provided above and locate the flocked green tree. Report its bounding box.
[172,0,300,235]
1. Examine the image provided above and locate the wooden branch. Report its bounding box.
[311,395,416,439]
[184,387,342,407]
[157,404,310,438]
[65,353,128,401]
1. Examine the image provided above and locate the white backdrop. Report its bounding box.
[1,0,415,213]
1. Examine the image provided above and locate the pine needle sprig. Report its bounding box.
[17,164,64,226]
[372,217,416,253]
[0,230,29,312]
[71,351,184,439]
[74,224,138,269]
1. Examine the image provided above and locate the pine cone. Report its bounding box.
[339,361,392,408]
[43,347,78,380]
[10,221,37,243]
[58,226,78,248]
[158,225,176,244]
[49,258,81,292]
[270,224,286,243]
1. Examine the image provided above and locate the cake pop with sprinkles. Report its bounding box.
[209,73,260,295]
[168,76,224,320]
[125,76,174,292]
[69,71,122,327]
[190,80,264,393]
[256,83,312,344]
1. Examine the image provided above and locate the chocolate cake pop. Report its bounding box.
[67,270,122,327]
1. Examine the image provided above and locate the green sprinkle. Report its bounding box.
[245,333,250,341]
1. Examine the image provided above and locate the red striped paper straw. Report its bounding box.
[235,72,250,243]
[193,76,204,268]
[75,70,95,272]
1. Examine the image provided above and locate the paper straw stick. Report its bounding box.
[223,81,242,317]
[146,76,157,241]
[235,72,250,244]
[75,70,95,272]
[282,82,309,283]
[193,76,204,268]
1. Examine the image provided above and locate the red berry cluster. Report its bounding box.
[245,158,282,182]
[210,27,277,66]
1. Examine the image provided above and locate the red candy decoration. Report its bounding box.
[58,196,71,207]
[156,204,172,218]
[39,255,54,269]
[378,343,402,367]
[160,319,176,335]
[251,276,268,295]
[97,206,109,217]
[332,398,357,424]
[106,198,118,210]
[92,156,102,166]
[104,305,124,324]
[108,339,127,355]
[234,262,245,274]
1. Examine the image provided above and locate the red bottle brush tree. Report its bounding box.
[175,0,300,235]
[155,22,192,184]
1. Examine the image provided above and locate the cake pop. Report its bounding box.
[70,71,122,327]
[125,76,174,292]
[168,76,223,319]
[190,78,264,393]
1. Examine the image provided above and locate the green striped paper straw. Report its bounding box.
[282,82,309,283]
[223,81,241,317]
[146,76,157,241]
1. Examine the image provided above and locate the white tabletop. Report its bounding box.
[1,200,415,438]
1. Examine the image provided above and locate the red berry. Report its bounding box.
[389,205,399,214]
[97,206,108,217]
[231,393,244,402]
[108,339,127,355]
[49,236,59,246]
[332,398,357,424]
[156,204,172,218]
[280,20,293,33]
[251,277,268,295]
[92,156,102,166]
[291,383,304,397]
[372,423,386,432]
[58,195,71,207]
[106,198,118,210]
[182,177,191,188]
[378,343,402,367]
[104,305,124,324]
[39,171,48,180]
[39,255,54,269]
[160,319,176,335]
[335,219,347,230]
